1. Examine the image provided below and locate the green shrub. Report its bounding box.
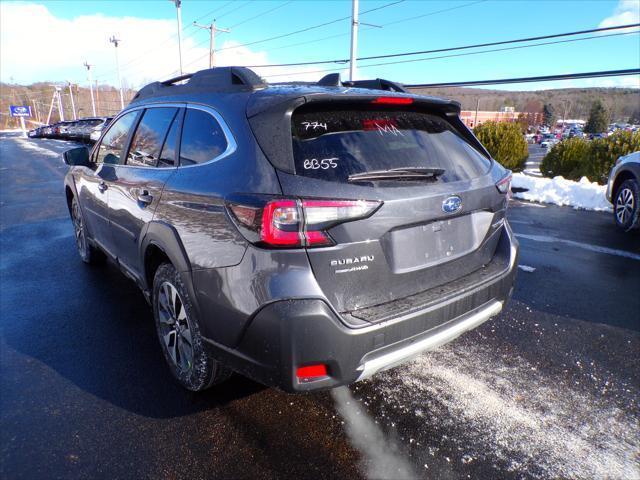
[473,121,529,170]
[588,130,640,183]
[541,131,640,183]
[540,137,591,181]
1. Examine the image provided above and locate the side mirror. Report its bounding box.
[63,146,91,166]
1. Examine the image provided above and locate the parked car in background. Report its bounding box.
[606,151,640,231]
[28,126,46,138]
[87,117,113,143]
[62,66,519,393]
[57,121,78,139]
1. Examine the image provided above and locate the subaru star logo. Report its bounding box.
[442,195,462,214]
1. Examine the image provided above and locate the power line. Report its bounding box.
[215,1,252,21]
[245,0,488,55]
[405,69,640,88]
[94,1,241,79]
[243,23,640,68]
[213,0,406,54]
[229,1,294,29]
[258,30,638,78]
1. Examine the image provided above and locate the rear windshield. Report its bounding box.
[291,107,491,183]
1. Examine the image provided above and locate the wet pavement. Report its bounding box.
[1,133,639,480]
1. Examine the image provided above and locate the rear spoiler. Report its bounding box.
[247,93,489,174]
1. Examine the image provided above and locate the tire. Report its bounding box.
[70,197,103,264]
[613,179,639,232]
[152,262,232,391]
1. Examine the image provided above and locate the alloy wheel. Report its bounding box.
[157,281,194,373]
[615,187,635,226]
[72,200,87,257]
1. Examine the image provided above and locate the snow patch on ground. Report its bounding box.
[518,265,536,272]
[376,344,640,480]
[13,137,61,159]
[512,173,612,212]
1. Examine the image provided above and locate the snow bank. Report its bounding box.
[511,173,612,212]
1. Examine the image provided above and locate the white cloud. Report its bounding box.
[0,2,336,89]
[599,0,640,28]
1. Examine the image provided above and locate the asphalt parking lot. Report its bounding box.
[1,132,639,480]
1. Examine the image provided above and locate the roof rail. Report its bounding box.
[132,66,266,102]
[316,73,408,93]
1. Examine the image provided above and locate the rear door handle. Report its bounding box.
[98,181,108,192]
[137,189,153,206]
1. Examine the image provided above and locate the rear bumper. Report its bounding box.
[203,224,519,392]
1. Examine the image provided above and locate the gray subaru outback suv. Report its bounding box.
[63,67,519,392]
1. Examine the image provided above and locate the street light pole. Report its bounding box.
[56,86,65,122]
[170,0,184,74]
[109,36,125,109]
[193,20,231,69]
[84,61,97,116]
[68,82,77,120]
[349,0,359,81]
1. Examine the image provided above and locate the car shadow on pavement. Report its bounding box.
[1,218,267,419]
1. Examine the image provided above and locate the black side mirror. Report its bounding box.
[63,146,91,166]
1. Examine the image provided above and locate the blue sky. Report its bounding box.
[1,0,639,90]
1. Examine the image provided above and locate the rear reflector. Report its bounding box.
[496,173,512,195]
[371,96,414,105]
[296,364,328,380]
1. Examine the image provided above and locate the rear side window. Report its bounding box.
[179,109,228,166]
[291,107,491,183]
[95,111,138,165]
[127,107,179,167]
[158,111,181,167]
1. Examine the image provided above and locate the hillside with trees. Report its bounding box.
[2,81,639,129]
[408,86,640,124]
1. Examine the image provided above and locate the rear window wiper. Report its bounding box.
[348,167,445,183]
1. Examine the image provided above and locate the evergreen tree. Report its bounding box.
[584,100,610,134]
[542,103,556,127]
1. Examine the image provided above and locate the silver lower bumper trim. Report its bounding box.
[356,300,503,381]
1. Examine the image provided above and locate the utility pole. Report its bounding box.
[349,0,359,81]
[95,79,101,115]
[170,0,184,74]
[46,90,56,124]
[109,36,125,109]
[56,87,65,121]
[47,86,64,124]
[474,98,480,128]
[31,99,40,124]
[68,82,77,120]
[193,20,231,68]
[84,61,97,117]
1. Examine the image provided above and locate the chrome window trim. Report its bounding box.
[95,103,185,169]
[92,102,237,170]
[177,102,237,169]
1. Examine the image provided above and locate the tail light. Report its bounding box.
[228,198,381,248]
[496,173,512,195]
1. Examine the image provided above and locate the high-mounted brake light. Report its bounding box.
[496,173,512,195]
[371,96,414,105]
[229,198,381,248]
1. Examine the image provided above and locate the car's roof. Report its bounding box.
[128,66,458,113]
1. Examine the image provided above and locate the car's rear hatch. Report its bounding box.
[248,89,509,322]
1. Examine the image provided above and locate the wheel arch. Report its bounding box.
[64,175,79,214]
[141,221,194,296]
[612,169,638,200]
